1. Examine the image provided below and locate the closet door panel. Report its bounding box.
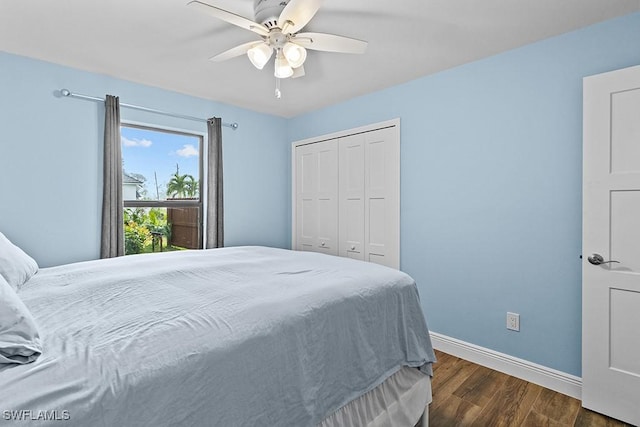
[316,140,338,255]
[317,197,338,254]
[318,146,337,192]
[300,150,316,193]
[296,146,317,251]
[367,198,387,257]
[295,140,338,255]
[368,139,387,195]
[298,198,315,251]
[339,134,365,259]
[364,127,399,269]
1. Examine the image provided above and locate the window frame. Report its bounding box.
[121,122,205,249]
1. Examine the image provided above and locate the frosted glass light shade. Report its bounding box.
[247,43,273,70]
[274,51,294,78]
[282,42,307,68]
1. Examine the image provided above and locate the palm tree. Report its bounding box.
[166,173,187,198]
[166,173,199,198]
[184,175,199,197]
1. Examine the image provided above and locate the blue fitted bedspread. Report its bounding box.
[0,246,435,426]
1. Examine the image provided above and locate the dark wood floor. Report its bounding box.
[428,350,634,427]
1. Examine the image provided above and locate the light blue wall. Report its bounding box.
[2,11,640,378]
[0,52,289,267]
[287,12,640,376]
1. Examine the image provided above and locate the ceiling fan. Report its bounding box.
[187,0,368,82]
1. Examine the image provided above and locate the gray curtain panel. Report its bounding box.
[206,117,224,249]
[100,95,124,258]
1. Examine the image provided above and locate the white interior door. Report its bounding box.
[582,64,640,426]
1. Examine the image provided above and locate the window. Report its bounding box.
[121,124,203,255]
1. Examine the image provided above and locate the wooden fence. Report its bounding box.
[167,207,200,249]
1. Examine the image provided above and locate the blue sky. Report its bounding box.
[121,126,200,200]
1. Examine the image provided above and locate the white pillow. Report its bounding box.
[0,231,38,290]
[0,275,42,364]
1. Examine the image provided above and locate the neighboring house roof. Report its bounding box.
[123,172,143,185]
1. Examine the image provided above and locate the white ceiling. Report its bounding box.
[1,0,638,118]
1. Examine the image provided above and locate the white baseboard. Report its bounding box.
[430,332,582,400]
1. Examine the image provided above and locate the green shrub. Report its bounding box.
[124,220,150,254]
[124,208,172,254]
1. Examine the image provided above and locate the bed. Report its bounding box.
[0,243,435,426]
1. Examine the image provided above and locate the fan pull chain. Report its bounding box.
[275,77,282,99]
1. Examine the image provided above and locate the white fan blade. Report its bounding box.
[292,65,305,79]
[187,1,269,37]
[293,32,367,54]
[209,41,262,62]
[279,0,322,34]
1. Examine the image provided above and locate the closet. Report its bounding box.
[292,119,400,269]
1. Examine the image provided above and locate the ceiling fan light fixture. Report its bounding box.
[247,43,273,70]
[274,51,294,78]
[191,0,369,86]
[282,42,307,68]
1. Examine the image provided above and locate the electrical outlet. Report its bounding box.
[507,312,520,332]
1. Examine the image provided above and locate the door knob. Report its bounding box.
[587,253,620,265]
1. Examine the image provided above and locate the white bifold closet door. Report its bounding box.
[295,139,339,255]
[293,120,400,269]
[338,128,399,267]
